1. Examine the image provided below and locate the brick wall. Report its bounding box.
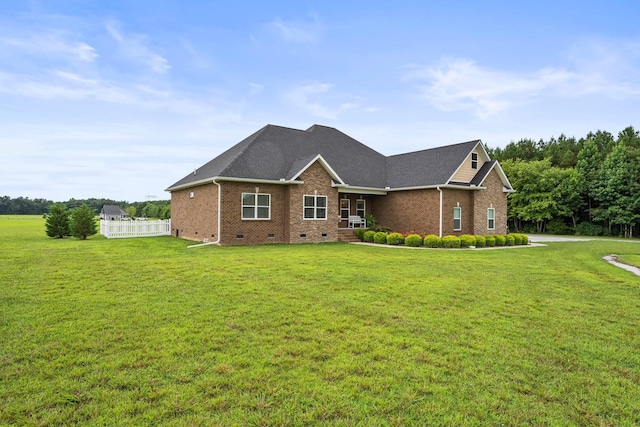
[170,183,218,241]
[170,164,508,244]
[373,189,440,234]
[373,187,478,236]
[441,189,474,235]
[287,162,339,244]
[473,169,508,235]
[219,182,288,245]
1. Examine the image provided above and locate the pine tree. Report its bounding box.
[70,204,98,240]
[44,203,70,238]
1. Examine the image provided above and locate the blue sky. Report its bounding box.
[1,1,639,202]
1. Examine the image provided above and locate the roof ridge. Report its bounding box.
[388,139,480,158]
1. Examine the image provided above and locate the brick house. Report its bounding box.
[165,124,514,245]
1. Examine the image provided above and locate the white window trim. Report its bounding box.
[453,206,462,231]
[303,195,328,220]
[356,199,366,218]
[471,152,478,170]
[241,192,271,220]
[487,207,495,230]
[340,198,350,220]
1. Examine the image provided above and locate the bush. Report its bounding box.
[404,233,423,247]
[505,234,515,246]
[546,218,574,235]
[364,214,378,231]
[494,235,506,246]
[442,235,461,248]
[485,235,496,247]
[423,234,441,248]
[475,235,486,248]
[459,234,476,247]
[386,232,405,245]
[354,228,366,241]
[575,221,605,236]
[363,230,376,242]
[374,232,388,244]
[520,234,529,245]
[510,233,523,245]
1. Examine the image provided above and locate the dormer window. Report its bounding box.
[471,153,478,169]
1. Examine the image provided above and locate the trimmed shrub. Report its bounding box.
[404,233,423,247]
[520,234,529,245]
[510,233,523,245]
[374,232,388,244]
[494,235,506,246]
[485,235,496,247]
[354,228,366,241]
[475,235,486,248]
[442,235,461,248]
[363,230,376,243]
[386,232,405,245]
[459,234,476,247]
[505,234,515,246]
[423,234,441,248]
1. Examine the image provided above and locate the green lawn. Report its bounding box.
[1,216,640,426]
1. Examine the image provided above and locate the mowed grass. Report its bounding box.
[1,216,640,426]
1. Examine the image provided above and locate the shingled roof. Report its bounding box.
[167,124,505,191]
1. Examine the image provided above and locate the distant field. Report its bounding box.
[1,216,639,426]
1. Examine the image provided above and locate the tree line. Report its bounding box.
[487,126,640,237]
[0,197,170,219]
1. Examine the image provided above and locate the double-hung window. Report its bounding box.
[453,207,462,231]
[340,199,350,220]
[242,193,270,220]
[487,208,495,230]
[356,199,366,218]
[471,153,478,169]
[304,195,327,220]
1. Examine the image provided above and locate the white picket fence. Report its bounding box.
[100,219,172,239]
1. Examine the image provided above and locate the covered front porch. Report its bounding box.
[337,192,382,230]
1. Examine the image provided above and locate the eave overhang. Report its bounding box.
[165,176,304,192]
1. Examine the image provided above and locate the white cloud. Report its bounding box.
[105,20,170,74]
[402,58,581,118]
[403,44,640,119]
[267,16,322,44]
[0,31,97,62]
[285,81,360,120]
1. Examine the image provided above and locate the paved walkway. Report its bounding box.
[354,235,640,277]
[525,235,640,277]
[602,255,640,276]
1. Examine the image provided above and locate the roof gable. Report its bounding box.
[470,160,514,191]
[101,205,125,215]
[385,140,481,188]
[286,154,345,184]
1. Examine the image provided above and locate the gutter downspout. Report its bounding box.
[436,186,443,238]
[187,179,222,248]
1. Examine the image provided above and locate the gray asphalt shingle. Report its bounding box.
[167,125,488,191]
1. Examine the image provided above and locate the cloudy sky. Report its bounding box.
[1,1,639,202]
